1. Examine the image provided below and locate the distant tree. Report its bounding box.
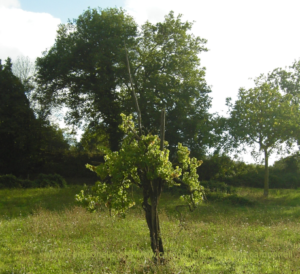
[197,154,240,181]
[0,57,73,176]
[0,58,37,175]
[12,56,36,94]
[226,76,300,197]
[272,152,300,174]
[80,123,110,155]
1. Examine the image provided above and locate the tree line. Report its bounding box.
[1,7,300,198]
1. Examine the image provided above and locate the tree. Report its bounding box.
[273,152,300,174]
[127,12,212,156]
[12,56,36,94]
[76,113,204,257]
[34,8,213,155]
[0,58,37,175]
[267,59,300,98]
[267,59,300,144]
[226,77,300,197]
[76,48,204,258]
[80,123,110,155]
[35,8,138,151]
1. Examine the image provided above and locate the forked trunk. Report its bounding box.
[142,181,164,255]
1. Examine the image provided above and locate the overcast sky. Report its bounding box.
[1,0,299,164]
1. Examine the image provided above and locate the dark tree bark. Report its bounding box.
[142,179,164,255]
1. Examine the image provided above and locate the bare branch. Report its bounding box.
[160,109,165,151]
[124,42,142,136]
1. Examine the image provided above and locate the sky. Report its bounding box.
[1,0,300,164]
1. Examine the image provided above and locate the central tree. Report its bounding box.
[76,113,204,256]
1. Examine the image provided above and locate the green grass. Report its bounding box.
[1,186,300,273]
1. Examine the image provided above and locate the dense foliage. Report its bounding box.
[35,8,213,156]
[223,152,300,189]
[0,58,38,176]
[0,58,86,177]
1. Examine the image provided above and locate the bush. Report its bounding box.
[0,174,23,188]
[201,180,236,194]
[205,192,254,206]
[34,173,67,188]
[222,194,255,206]
[225,169,300,189]
[0,173,67,189]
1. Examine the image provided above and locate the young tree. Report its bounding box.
[76,113,204,257]
[226,77,300,197]
[76,46,204,258]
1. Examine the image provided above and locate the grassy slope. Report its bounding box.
[1,186,300,273]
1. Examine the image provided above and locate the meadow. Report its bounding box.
[1,185,300,273]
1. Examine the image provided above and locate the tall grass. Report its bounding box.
[1,186,300,273]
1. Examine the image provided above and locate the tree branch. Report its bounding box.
[124,42,142,136]
[160,108,165,150]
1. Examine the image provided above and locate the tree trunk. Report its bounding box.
[263,149,269,197]
[142,181,164,256]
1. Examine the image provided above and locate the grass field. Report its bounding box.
[1,185,300,273]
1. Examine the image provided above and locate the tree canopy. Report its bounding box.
[267,59,300,98]
[129,12,212,156]
[35,8,137,151]
[35,8,213,155]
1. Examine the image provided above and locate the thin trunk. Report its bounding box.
[142,108,166,255]
[263,149,269,197]
[142,182,164,255]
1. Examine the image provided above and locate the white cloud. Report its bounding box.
[125,0,300,112]
[125,0,300,164]
[0,5,60,63]
[0,0,20,8]
[125,0,168,25]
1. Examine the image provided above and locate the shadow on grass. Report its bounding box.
[0,185,83,219]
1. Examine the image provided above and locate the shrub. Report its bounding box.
[34,173,67,188]
[222,194,255,206]
[0,173,67,189]
[0,174,22,188]
[201,180,236,194]
[205,192,254,206]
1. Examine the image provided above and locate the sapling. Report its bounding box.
[76,113,204,256]
[76,43,204,258]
